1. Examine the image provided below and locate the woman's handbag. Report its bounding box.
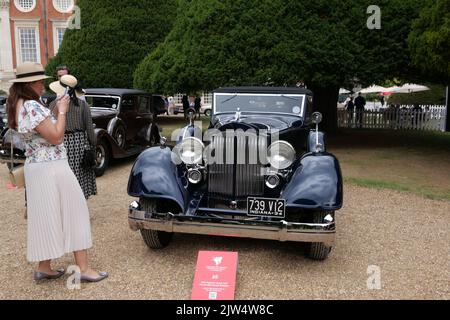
[82,145,96,169]
[9,166,25,188]
[8,137,25,188]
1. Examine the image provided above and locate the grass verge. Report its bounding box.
[344,177,450,201]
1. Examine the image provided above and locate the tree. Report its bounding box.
[408,0,450,131]
[135,0,425,132]
[46,0,177,88]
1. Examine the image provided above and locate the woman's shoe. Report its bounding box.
[80,271,108,283]
[34,268,65,281]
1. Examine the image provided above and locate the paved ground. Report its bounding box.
[0,159,448,300]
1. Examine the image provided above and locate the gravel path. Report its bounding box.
[0,160,448,300]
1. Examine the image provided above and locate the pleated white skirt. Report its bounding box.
[24,159,92,262]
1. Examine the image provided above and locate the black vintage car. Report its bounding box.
[127,87,343,259]
[78,89,162,176]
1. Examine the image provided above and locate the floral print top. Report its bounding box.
[17,100,67,164]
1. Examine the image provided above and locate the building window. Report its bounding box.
[18,27,38,63]
[53,22,68,55]
[57,27,66,48]
[52,0,74,13]
[14,0,36,12]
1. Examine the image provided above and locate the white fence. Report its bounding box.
[173,92,213,105]
[338,105,447,131]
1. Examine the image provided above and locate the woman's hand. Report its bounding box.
[57,95,70,114]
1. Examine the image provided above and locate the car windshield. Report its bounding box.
[214,93,304,116]
[86,95,120,109]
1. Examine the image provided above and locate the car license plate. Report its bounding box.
[247,197,285,218]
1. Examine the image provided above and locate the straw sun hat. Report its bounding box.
[50,74,85,98]
[9,62,51,83]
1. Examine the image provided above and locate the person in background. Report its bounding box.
[182,95,189,119]
[194,95,202,118]
[167,96,175,115]
[345,96,355,127]
[48,75,97,200]
[188,95,196,118]
[354,92,366,128]
[7,62,107,282]
[43,65,72,107]
[56,65,69,79]
[379,94,385,107]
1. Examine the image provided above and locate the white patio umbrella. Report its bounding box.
[385,83,430,94]
[358,85,388,94]
[339,88,351,94]
[357,85,388,109]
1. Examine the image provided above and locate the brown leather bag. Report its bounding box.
[8,134,25,188]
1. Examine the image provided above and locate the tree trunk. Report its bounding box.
[309,85,340,133]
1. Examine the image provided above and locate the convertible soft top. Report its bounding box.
[213,86,313,95]
[84,88,151,96]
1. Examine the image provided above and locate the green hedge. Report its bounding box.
[46,0,177,89]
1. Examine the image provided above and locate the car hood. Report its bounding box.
[90,108,118,119]
[212,113,303,131]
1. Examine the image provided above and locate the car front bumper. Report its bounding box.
[128,205,335,246]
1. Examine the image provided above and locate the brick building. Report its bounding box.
[0,0,75,92]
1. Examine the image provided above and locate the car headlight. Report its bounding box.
[267,140,295,170]
[179,137,204,164]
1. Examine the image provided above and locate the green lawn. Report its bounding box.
[328,129,450,201]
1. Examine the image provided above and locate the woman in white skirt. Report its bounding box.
[7,62,108,282]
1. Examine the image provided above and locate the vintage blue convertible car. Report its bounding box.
[127,87,343,260]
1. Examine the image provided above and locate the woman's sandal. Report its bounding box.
[80,271,108,283]
[33,268,65,281]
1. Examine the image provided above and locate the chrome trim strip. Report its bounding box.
[128,208,335,245]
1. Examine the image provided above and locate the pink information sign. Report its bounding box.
[191,251,238,300]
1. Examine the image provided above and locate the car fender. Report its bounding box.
[94,128,126,158]
[145,123,161,144]
[127,146,186,212]
[282,152,343,210]
[107,117,126,137]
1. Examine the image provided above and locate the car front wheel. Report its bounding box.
[305,210,334,260]
[112,124,126,149]
[94,139,110,177]
[139,198,173,249]
[204,109,211,117]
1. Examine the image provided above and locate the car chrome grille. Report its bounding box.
[208,132,265,202]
